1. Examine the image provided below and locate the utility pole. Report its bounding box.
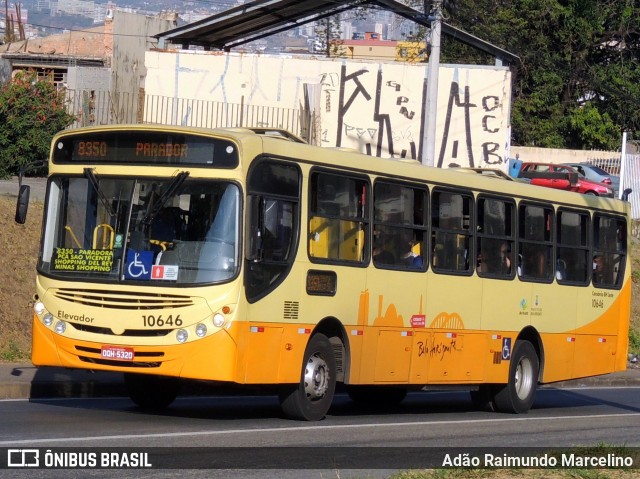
[421,0,442,167]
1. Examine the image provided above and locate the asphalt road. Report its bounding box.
[0,176,46,200]
[0,386,639,478]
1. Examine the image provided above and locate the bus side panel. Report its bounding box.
[571,280,631,379]
[373,329,412,382]
[408,332,430,382]
[615,281,632,371]
[539,333,575,383]
[573,335,618,378]
[426,332,486,383]
[237,326,283,383]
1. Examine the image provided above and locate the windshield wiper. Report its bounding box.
[84,168,115,217]
[142,171,190,226]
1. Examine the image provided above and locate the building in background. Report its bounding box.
[0,9,177,126]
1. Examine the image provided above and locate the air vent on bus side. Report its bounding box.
[283,301,299,321]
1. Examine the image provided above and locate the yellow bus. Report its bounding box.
[16,124,631,421]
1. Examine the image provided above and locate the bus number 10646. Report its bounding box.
[142,314,183,327]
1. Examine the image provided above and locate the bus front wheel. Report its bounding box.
[124,373,180,410]
[492,340,539,414]
[279,333,336,421]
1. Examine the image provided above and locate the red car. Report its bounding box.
[518,162,614,197]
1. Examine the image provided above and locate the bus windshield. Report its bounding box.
[39,174,240,285]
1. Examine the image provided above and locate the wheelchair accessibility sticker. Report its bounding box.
[125,250,153,280]
[502,337,512,360]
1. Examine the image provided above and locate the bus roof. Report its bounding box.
[51,125,629,216]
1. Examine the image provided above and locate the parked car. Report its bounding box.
[562,162,620,197]
[518,162,615,197]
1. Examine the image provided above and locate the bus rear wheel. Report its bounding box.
[124,373,180,410]
[492,340,539,414]
[279,333,336,421]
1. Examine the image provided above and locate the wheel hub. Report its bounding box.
[515,357,533,400]
[303,352,330,400]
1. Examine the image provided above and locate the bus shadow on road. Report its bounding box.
[533,386,640,414]
[28,384,640,421]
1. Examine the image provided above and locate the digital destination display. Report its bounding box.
[53,131,239,167]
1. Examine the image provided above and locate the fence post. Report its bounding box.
[620,131,628,200]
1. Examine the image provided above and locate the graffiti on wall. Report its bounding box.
[436,73,507,168]
[321,64,423,160]
[320,63,510,166]
[144,52,511,167]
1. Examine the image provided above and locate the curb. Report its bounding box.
[0,365,126,400]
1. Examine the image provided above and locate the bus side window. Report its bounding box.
[309,170,369,264]
[372,181,427,270]
[593,215,626,289]
[476,196,515,279]
[431,189,472,274]
[556,209,589,285]
[518,203,553,282]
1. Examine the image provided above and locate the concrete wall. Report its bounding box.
[144,51,512,167]
[111,11,177,121]
[511,146,620,165]
[66,67,110,90]
[0,58,11,84]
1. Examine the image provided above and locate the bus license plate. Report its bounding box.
[101,345,134,362]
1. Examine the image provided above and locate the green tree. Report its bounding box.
[406,0,640,150]
[0,70,75,178]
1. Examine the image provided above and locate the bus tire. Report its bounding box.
[124,373,180,410]
[346,385,407,406]
[492,340,539,414]
[279,333,336,421]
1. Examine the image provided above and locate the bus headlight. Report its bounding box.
[43,313,54,327]
[34,301,45,315]
[176,329,188,343]
[213,313,225,328]
[55,321,66,334]
[195,323,207,338]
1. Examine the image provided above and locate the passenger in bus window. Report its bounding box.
[402,238,423,267]
[593,255,604,283]
[373,242,395,265]
[556,259,567,281]
[520,247,547,279]
[498,242,511,273]
[152,207,179,243]
[478,241,511,274]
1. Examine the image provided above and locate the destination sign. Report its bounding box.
[52,248,114,272]
[53,131,238,167]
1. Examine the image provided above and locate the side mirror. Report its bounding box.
[245,195,263,262]
[622,188,632,202]
[15,184,30,224]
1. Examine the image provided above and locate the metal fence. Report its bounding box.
[142,94,302,134]
[589,155,640,218]
[64,89,303,135]
[65,89,140,128]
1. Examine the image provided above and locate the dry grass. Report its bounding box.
[0,195,42,360]
[0,195,638,361]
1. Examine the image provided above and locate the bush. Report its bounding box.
[0,70,75,179]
